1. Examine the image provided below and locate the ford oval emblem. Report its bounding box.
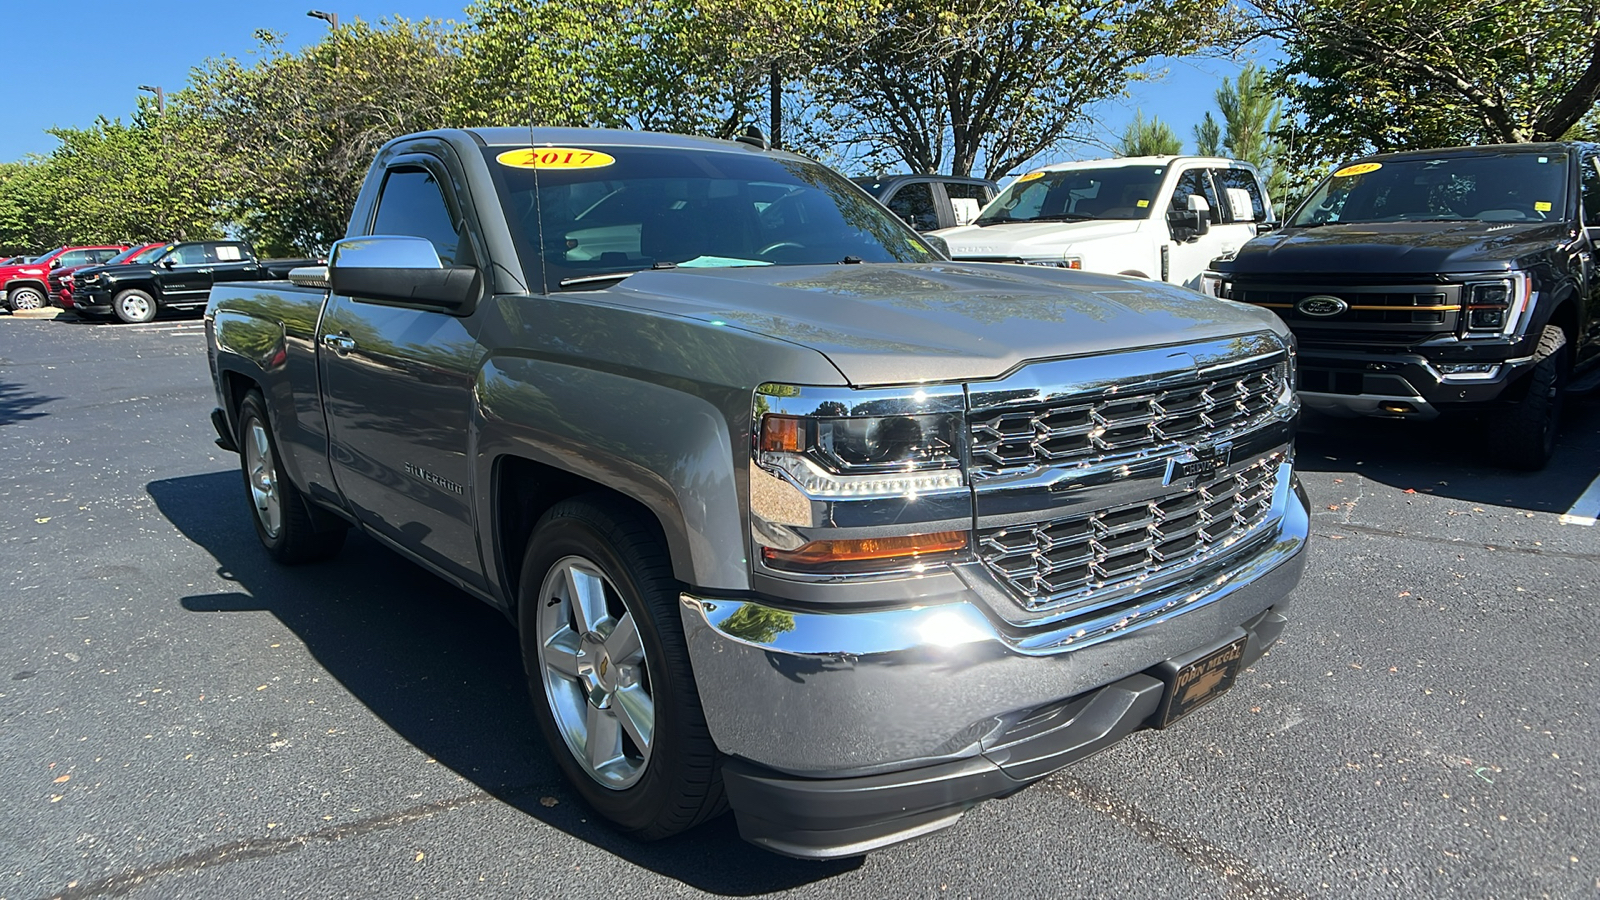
[1297,294,1348,317]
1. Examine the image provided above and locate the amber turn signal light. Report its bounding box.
[762,530,968,567]
[760,415,803,453]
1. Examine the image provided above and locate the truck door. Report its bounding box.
[318,158,488,591]
[1163,167,1227,288]
[153,243,213,304]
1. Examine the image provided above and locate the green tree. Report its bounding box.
[1254,0,1600,161]
[1193,111,1222,156]
[1117,111,1183,156]
[1213,63,1287,207]
[454,0,768,138]
[184,19,460,256]
[792,0,1236,177]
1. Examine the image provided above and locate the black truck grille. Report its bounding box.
[969,362,1286,476]
[977,453,1281,611]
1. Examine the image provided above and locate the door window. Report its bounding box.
[885,182,940,230]
[168,244,207,266]
[207,242,249,262]
[1582,154,1600,228]
[88,249,120,264]
[1211,168,1268,223]
[944,183,992,204]
[371,167,472,267]
[1169,169,1221,223]
[57,250,91,267]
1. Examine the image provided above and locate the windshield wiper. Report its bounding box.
[558,262,676,289]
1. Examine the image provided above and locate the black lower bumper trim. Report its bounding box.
[723,605,1287,859]
[211,407,238,453]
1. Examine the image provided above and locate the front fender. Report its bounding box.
[474,356,746,592]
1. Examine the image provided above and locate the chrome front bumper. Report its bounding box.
[679,473,1310,778]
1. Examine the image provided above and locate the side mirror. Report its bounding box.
[161,258,177,269]
[922,233,952,260]
[1186,195,1212,237]
[1255,222,1278,236]
[49,258,63,269]
[328,235,481,315]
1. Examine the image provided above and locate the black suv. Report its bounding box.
[852,174,998,231]
[1206,142,1600,469]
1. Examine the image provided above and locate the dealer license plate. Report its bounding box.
[1155,635,1248,728]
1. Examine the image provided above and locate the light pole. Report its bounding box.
[136,84,164,116]
[306,9,338,29]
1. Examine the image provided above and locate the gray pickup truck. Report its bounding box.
[205,127,1310,859]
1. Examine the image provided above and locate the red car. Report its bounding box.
[52,242,169,309]
[2,245,127,311]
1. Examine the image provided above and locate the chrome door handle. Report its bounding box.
[322,333,356,353]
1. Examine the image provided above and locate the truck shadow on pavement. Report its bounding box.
[1295,396,1600,513]
[149,471,859,895]
[0,377,56,426]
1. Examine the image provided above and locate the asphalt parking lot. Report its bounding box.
[2,313,1596,900]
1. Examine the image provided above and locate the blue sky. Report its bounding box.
[4,2,1271,169]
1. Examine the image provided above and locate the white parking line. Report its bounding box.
[1559,471,1600,526]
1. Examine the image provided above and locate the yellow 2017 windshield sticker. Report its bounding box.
[1136,199,1150,208]
[1017,171,1046,182]
[1534,201,1552,212]
[496,148,616,170]
[1332,162,1382,177]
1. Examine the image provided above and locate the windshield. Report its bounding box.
[976,166,1167,225]
[1290,152,1571,227]
[485,146,938,291]
[102,245,151,266]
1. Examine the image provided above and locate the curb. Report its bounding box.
[12,308,64,319]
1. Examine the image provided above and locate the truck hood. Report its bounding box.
[1223,220,1570,276]
[933,219,1144,259]
[604,262,1283,385]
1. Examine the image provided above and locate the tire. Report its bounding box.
[8,285,46,311]
[236,390,347,563]
[112,288,158,324]
[1485,325,1568,471]
[518,495,725,840]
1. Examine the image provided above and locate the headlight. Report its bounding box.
[61,275,73,285]
[1463,272,1530,336]
[1200,271,1233,299]
[756,384,965,496]
[1022,256,1081,269]
[753,382,969,574]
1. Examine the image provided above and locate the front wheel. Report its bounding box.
[519,496,724,840]
[236,390,347,562]
[112,289,158,324]
[1484,325,1568,471]
[8,286,46,311]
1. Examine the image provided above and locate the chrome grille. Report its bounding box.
[969,363,1286,475]
[978,454,1281,611]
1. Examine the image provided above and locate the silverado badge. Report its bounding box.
[1165,442,1232,485]
[1296,294,1349,317]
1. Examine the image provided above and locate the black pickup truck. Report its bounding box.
[73,240,317,324]
[1205,142,1600,468]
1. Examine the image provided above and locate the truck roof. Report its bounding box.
[1344,141,1599,164]
[456,127,779,156]
[1027,155,1260,173]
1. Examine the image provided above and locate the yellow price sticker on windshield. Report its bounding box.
[1136,199,1150,208]
[497,148,616,170]
[1534,201,1552,212]
[1017,171,1046,182]
[1332,162,1382,178]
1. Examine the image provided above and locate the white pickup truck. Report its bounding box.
[933,156,1275,290]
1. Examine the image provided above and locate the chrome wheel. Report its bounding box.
[244,419,282,539]
[535,556,654,790]
[118,294,151,321]
[10,287,44,310]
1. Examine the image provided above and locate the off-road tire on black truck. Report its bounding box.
[236,390,348,562]
[518,495,726,840]
[1485,325,1569,471]
[8,285,46,311]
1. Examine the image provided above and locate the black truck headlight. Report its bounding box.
[1463,274,1529,335]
